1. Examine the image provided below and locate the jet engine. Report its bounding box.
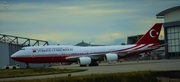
[60,62,73,65]
[78,57,91,65]
[104,53,118,61]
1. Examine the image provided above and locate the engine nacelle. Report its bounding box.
[78,57,91,65]
[104,53,118,61]
[60,62,73,65]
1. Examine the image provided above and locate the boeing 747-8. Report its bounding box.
[11,23,162,68]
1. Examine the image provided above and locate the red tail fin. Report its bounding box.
[136,23,162,44]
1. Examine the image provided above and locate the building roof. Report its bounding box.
[156,6,180,18]
[75,40,105,46]
[75,40,90,46]
[0,34,49,46]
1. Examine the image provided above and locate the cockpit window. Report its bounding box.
[21,47,25,50]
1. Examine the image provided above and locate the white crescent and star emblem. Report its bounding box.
[149,29,158,38]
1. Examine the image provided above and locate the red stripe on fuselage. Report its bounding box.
[133,44,147,50]
[119,45,159,59]
[11,55,69,63]
[114,44,139,52]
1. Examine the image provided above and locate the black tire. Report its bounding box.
[80,65,87,67]
[6,67,9,69]
[95,63,99,66]
[26,66,30,68]
[89,62,99,66]
[89,63,93,66]
[12,66,16,69]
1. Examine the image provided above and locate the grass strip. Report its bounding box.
[6,70,162,82]
[7,70,180,82]
[2,70,180,82]
[0,68,87,78]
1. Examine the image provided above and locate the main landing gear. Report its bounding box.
[89,61,99,66]
[26,63,30,68]
[80,61,99,67]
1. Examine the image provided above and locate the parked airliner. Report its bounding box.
[11,23,162,68]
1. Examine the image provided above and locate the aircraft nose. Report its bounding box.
[11,52,18,58]
[11,51,24,62]
[11,53,16,58]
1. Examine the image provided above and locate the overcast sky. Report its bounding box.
[0,0,180,45]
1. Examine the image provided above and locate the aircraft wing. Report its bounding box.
[65,54,104,61]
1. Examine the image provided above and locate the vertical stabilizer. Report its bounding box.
[136,23,162,44]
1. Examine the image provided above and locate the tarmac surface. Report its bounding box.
[1,59,180,81]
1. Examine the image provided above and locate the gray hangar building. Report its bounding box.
[0,34,49,68]
[157,6,180,59]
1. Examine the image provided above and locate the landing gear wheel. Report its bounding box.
[12,66,16,69]
[26,65,30,68]
[48,63,52,67]
[6,67,9,69]
[89,62,99,66]
[26,63,30,68]
[95,63,99,66]
[80,65,87,67]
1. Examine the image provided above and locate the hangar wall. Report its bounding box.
[0,34,49,68]
[0,43,49,68]
[127,34,143,44]
[0,43,24,68]
[0,43,10,67]
[164,10,180,22]
[157,6,180,59]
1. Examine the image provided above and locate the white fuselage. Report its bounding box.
[11,44,156,63]
[12,44,150,57]
[10,23,163,67]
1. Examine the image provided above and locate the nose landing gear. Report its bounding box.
[26,63,30,68]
